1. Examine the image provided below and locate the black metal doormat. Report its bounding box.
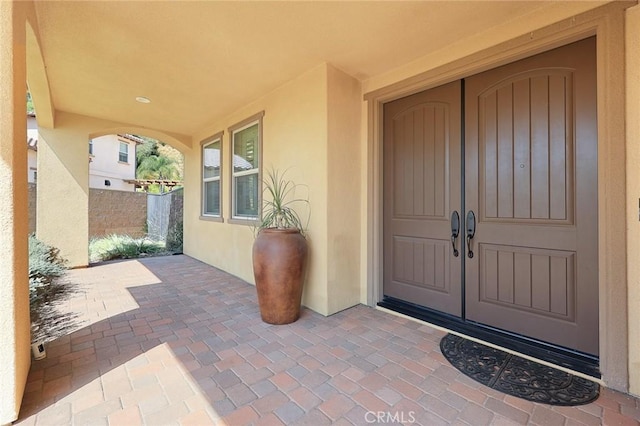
[440,334,599,406]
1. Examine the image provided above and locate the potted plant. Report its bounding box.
[253,168,309,324]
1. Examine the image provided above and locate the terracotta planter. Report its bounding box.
[252,228,307,324]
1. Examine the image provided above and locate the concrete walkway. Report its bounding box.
[16,255,640,425]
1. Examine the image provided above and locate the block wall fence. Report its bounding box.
[28,186,148,238]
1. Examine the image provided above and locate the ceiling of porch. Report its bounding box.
[30,1,608,139]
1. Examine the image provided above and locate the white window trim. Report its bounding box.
[229,111,264,224]
[118,141,129,163]
[233,168,257,178]
[201,132,223,221]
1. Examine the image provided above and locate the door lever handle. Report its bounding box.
[466,211,476,259]
[450,211,460,257]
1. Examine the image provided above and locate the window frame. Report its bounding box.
[228,111,264,225]
[200,131,224,222]
[118,141,129,163]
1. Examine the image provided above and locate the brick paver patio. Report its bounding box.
[15,255,640,425]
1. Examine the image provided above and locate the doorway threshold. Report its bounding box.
[377,297,601,380]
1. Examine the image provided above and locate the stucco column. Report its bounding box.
[326,65,362,314]
[37,115,90,267]
[626,4,640,397]
[0,1,31,424]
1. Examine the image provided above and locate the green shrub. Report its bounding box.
[29,235,67,308]
[29,235,76,342]
[89,234,166,263]
[166,220,183,253]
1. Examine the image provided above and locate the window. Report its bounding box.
[230,112,264,221]
[89,140,94,155]
[202,133,223,218]
[119,141,128,163]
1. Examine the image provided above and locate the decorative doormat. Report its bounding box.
[439,334,599,406]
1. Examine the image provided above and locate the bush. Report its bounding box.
[29,235,66,290]
[89,234,166,263]
[29,235,76,342]
[166,219,183,253]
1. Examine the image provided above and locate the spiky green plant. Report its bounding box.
[257,168,309,236]
[89,234,166,262]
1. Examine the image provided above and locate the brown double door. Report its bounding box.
[383,38,598,356]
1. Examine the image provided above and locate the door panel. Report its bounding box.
[392,237,448,291]
[382,38,598,357]
[479,245,576,320]
[480,70,574,223]
[465,37,598,355]
[383,81,462,316]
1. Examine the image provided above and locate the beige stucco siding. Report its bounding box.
[326,65,362,314]
[0,2,31,424]
[37,113,91,268]
[36,112,189,268]
[185,64,332,315]
[184,64,363,316]
[626,3,640,396]
[362,2,609,95]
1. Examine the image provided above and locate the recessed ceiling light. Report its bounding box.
[135,96,151,104]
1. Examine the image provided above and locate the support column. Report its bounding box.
[0,1,31,424]
[626,3,640,397]
[326,64,362,314]
[37,114,90,267]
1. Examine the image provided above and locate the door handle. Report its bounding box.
[466,211,476,259]
[450,211,460,257]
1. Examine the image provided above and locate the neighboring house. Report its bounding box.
[3,3,640,423]
[88,134,141,191]
[27,117,141,191]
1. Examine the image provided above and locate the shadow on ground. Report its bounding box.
[17,255,638,425]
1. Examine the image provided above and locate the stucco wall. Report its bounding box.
[89,189,147,238]
[37,114,90,267]
[0,2,31,424]
[326,65,362,314]
[184,64,363,316]
[361,2,608,95]
[185,64,332,314]
[626,3,640,396]
[36,112,190,268]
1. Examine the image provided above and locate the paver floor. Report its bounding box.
[16,255,640,425]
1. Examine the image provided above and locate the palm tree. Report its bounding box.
[136,155,180,193]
